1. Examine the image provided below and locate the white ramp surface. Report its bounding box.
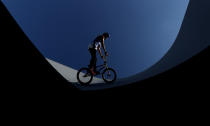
[46,59,104,84]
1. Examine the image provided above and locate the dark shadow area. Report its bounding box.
[0,2,78,98]
[1,0,209,99]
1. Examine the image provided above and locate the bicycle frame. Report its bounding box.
[78,56,116,85]
[95,57,109,74]
[96,63,107,74]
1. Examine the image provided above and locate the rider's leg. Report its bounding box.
[93,54,97,73]
[89,48,97,73]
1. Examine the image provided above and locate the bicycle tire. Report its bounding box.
[102,68,117,83]
[77,67,93,85]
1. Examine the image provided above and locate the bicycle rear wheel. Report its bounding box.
[102,68,117,83]
[77,68,93,85]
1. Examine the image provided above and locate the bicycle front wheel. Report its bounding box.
[102,68,117,83]
[77,68,93,85]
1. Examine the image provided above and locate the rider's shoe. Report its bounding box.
[90,68,100,76]
[90,68,96,76]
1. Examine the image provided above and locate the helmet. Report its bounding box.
[103,32,110,39]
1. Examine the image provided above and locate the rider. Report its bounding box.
[88,32,110,75]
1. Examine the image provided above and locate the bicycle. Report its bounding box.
[77,56,117,85]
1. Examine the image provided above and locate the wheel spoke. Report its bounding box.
[77,68,93,85]
[102,68,117,83]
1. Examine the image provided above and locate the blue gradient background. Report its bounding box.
[3,0,189,78]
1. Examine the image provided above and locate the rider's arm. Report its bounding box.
[101,39,108,56]
[98,45,103,58]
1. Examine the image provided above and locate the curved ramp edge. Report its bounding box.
[77,0,210,90]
